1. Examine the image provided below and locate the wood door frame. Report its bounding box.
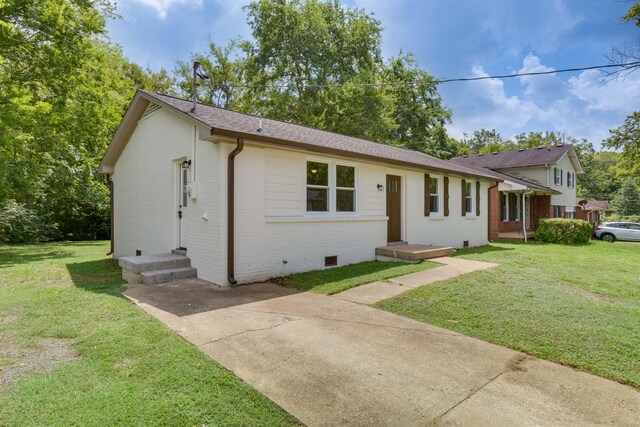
[386,174,402,242]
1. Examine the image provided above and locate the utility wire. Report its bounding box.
[212,61,640,90]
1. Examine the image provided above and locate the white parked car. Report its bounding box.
[593,222,640,242]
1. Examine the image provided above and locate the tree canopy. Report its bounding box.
[0,0,173,242]
[175,0,455,157]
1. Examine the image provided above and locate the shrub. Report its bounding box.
[535,218,593,244]
[0,200,59,243]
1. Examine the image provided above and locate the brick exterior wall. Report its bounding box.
[488,185,501,240]
[489,189,552,241]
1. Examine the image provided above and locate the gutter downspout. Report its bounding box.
[106,174,114,256]
[488,181,499,242]
[227,137,244,286]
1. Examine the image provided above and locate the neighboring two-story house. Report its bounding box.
[451,145,584,241]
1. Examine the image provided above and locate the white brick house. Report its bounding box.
[99,90,498,286]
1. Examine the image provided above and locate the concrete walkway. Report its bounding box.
[123,279,640,427]
[334,257,498,305]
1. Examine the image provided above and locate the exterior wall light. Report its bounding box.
[182,159,192,168]
[377,184,384,191]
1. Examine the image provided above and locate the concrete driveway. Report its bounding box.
[123,281,640,426]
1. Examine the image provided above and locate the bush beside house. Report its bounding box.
[535,218,593,244]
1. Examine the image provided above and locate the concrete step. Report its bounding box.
[171,248,187,256]
[140,267,198,285]
[375,244,454,261]
[119,253,191,273]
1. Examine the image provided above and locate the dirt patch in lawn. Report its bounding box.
[0,337,79,387]
[1,314,18,325]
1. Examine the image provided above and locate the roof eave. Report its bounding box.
[98,90,215,174]
[209,128,500,182]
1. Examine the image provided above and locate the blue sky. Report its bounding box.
[107,0,640,147]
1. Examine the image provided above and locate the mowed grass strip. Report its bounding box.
[376,241,640,387]
[0,242,299,426]
[274,260,439,294]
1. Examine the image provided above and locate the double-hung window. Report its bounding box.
[567,172,574,188]
[554,168,561,185]
[306,161,329,212]
[306,161,356,213]
[501,193,508,221]
[429,178,439,214]
[465,182,473,214]
[336,165,355,212]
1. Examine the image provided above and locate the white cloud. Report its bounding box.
[447,55,640,146]
[126,0,203,19]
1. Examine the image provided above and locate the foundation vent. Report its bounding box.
[463,241,469,248]
[325,256,338,267]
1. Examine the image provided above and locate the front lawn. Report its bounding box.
[376,241,640,387]
[0,242,298,426]
[274,259,439,294]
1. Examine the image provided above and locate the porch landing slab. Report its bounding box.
[334,256,498,305]
[375,244,453,261]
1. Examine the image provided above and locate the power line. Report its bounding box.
[211,61,640,90]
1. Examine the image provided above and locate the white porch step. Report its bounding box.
[119,253,191,273]
[139,267,197,285]
[119,253,197,285]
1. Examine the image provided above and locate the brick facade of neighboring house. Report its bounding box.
[575,199,613,225]
[452,145,583,242]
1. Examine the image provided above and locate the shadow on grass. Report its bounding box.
[65,259,125,296]
[0,246,74,269]
[453,244,516,257]
[272,260,435,294]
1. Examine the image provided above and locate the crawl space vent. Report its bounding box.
[325,256,338,267]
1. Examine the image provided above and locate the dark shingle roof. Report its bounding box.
[451,145,572,169]
[475,168,558,193]
[140,90,498,180]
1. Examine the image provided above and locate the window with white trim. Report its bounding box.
[429,178,439,214]
[336,165,355,212]
[554,168,561,185]
[567,172,574,188]
[508,194,520,221]
[306,161,357,214]
[465,182,473,214]
[306,161,329,212]
[501,193,508,221]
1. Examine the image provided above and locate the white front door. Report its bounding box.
[178,164,188,248]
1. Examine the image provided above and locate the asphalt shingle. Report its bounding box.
[140,90,498,180]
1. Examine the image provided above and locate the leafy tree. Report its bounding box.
[604,111,640,176]
[461,129,509,154]
[611,178,640,215]
[124,61,177,95]
[0,0,160,241]
[176,0,452,152]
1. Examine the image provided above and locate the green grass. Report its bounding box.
[275,260,439,294]
[0,241,299,426]
[376,241,640,387]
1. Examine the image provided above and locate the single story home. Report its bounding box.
[451,145,584,242]
[99,90,499,286]
[575,199,613,225]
